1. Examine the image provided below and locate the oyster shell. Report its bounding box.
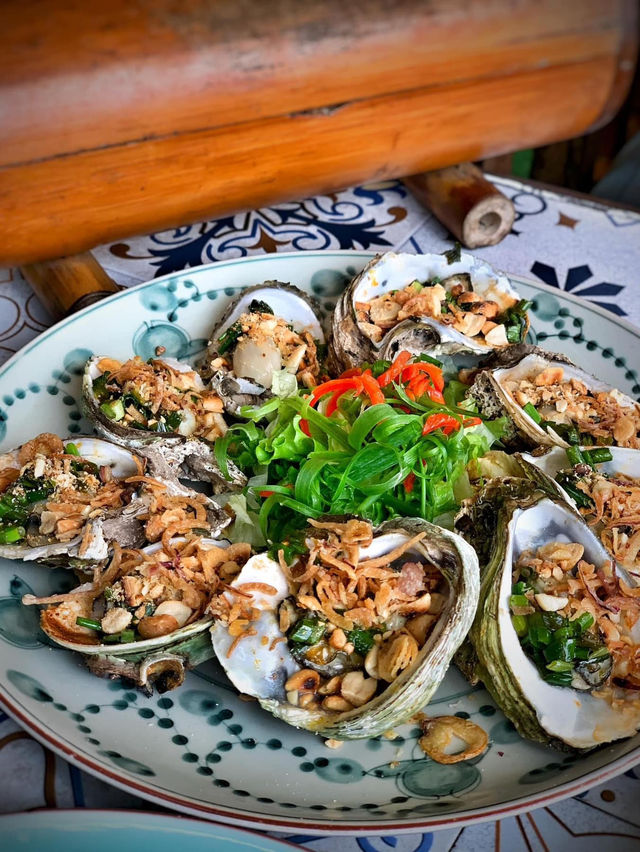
[0,435,145,563]
[519,446,640,580]
[201,282,325,414]
[455,480,640,750]
[467,348,640,450]
[24,536,251,693]
[329,251,528,373]
[83,355,228,444]
[210,517,478,739]
[82,356,245,492]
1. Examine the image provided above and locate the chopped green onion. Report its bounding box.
[544,669,573,687]
[555,475,594,509]
[100,399,125,421]
[76,617,102,631]
[410,280,423,293]
[103,629,137,644]
[509,594,531,610]
[347,628,378,655]
[248,299,274,314]
[443,242,462,264]
[415,353,443,367]
[64,442,80,456]
[217,321,243,354]
[522,402,541,423]
[0,525,25,544]
[566,446,585,467]
[588,646,611,661]
[546,660,573,672]
[92,372,111,402]
[574,612,595,633]
[583,448,613,465]
[160,410,182,431]
[288,616,326,645]
[511,615,528,637]
[512,580,532,595]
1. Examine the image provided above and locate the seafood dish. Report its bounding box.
[6,249,640,758]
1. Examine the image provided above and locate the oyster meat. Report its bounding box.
[330,251,529,373]
[24,535,252,693]
[468,348,640,450]
[456,480,640,750]
[210,516,478,739]
[0,433,145,563]
[201,282,325,414]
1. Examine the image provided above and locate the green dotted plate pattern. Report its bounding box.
[0,251,639,834]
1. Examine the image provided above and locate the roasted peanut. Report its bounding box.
[285,669,321,694]
[340,671,378,707]
[329,628,347,650]
[137,614,180,639]
[322,695,354,712]
[405,613,438,646]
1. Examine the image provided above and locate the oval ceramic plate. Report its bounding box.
[0,809,299,851]
[1,251,639,835]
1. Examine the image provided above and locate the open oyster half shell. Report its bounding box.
[25,537,237,694]
[518,446,640,581]
[201,281,326,414]
[467,347,640,450]
[211,518,479,739]
[83,360,244,493]
[330,251,526,373]
[0,436,147,564]
[455,479,640,750]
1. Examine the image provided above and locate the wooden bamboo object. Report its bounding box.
[20,253,120,319]
[0,0,636,267]
[404,164,516,248]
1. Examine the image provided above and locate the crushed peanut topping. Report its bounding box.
[218,310,320,389]
[515,541,640,695]
[210,518,447,715]
[28,536,252,646]
[356,276,519,347]
[506,366,640,448]
[574,473,640,574]
[0,434,140,547]
[94,356,227,441]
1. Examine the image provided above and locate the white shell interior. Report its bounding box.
[500,498,640,748]
[211,552,298,698]
[72,437,141,479]
[495,354,637,445]
[522,446,640,482]
[352,251,519,350]
[215,287,325,343]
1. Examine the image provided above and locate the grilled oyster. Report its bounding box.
[520,446,640,580]
[455,479,640,750]
[210,516,478,739]
[467,348,640,450]
[83,354,228,443]
[201,282,325,414]
[23,536,252,693]
[82,356,244,492]
[329,251,528,373]
[0,433,145,563]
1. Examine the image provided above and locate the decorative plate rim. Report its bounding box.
[1,249,639,836]
[0,807,303,849]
